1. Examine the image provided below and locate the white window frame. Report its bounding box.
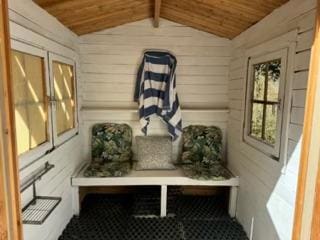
[48,53,78,146]
[244,49,288,159]
[241,30,297,167]
[11,40,53,165]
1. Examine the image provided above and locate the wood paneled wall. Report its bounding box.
[8,1,84,240]
[227,0,316,239]
[79,19,231,109]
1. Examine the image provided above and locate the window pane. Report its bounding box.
[250,103,263,139]
[53,61,75,136]
[265,104,278,145]
[267,60,281,101]
[14,106,29,155]
[11,51,27,105]
[28,104,47,149]
[253,63,266,100]
[11,50,48,155]
[25,54,45,103]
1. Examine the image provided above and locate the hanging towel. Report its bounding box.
[134,51,182,140]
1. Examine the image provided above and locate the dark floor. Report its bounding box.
[59,187,248,240]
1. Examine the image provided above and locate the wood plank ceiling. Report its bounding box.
[33,0,289,39]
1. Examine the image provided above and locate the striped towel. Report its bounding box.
[134,51,182,140]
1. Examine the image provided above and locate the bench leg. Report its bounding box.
[72,186,80,216]
[160,185,167,217]
[228,186,238,218]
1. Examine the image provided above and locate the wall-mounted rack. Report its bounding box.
[21,162,61,225]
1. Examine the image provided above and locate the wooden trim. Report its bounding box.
[311,167,320,239]
[310,1,320,238]
[0,0,23,239]
[292,1,320,239]
[154,0,161,28]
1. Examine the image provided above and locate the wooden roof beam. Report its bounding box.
[154,0,161,27]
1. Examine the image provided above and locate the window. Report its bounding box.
[11,41,77,165]
[244,49,288,159]
[49,53,78,146]
[11,42,53,162]
[53,61,75,135]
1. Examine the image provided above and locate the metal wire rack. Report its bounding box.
[20,162,62,225]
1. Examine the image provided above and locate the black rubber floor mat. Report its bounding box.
[132,186,181,216]
[125,217,182,240]
[59,194,131,240]
[59,194,248,240]
[59,215,127,240]
[182,219,248,240]
[176,195,229,220]
[132,187,161,216]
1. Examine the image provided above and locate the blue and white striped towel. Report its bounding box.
[134,51,182,140]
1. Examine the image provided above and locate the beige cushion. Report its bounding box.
[135,136,175,170]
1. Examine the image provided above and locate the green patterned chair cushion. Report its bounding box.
[84,123,133,177]
[84,161,131,177]
[181,125,231,180]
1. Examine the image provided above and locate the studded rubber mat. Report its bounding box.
[132,187,161,216]
[132,186,181,216]
[59,194,248,240]
[176,195,230,220]
[182,219,248,240]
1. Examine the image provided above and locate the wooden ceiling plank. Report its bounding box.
[190,0,265,23]
[161,13,235,39]
[199,0,285,17]
[75,12,151,35]
[161,7,239,38]
[60,1,151,27]
[163,0,251,30]
[161,2,247,34]
[67,3,152,29]
[34,0,72,8]
[33,0,290,39]
[154,0,161,28]
[49,0,142,18]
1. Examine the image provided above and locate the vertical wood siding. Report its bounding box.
[79,19,231,109]
[227,0,316,239]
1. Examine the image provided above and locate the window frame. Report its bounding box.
[244,48,288,159]
[48,53,78,146]
[11,40,53,165]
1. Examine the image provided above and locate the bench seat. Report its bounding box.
[72,163,238,186]
[71,163,239,218]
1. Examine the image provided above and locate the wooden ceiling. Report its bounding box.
[33,0,289,39]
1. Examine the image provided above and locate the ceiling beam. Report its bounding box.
[154,0,161,27]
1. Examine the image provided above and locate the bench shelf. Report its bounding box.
[71,163,239,218]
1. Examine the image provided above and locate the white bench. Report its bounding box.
[71,163,239,218]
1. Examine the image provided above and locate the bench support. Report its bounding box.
[72,186,80,216]
[160,185,167,217]
[228,186,238,218]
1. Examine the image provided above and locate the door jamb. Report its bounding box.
[0,0,23,239]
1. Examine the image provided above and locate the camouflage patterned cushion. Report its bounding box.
[84,123,133,177]
[84,161,131,177]
[91,123,132,163]
[180,125,231,180]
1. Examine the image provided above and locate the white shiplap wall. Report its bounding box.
[6,1,315,240]
[79,19,231,109]
[227,0,316,239]
[8,1,84,240]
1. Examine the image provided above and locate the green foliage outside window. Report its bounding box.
[250,59,281,146]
